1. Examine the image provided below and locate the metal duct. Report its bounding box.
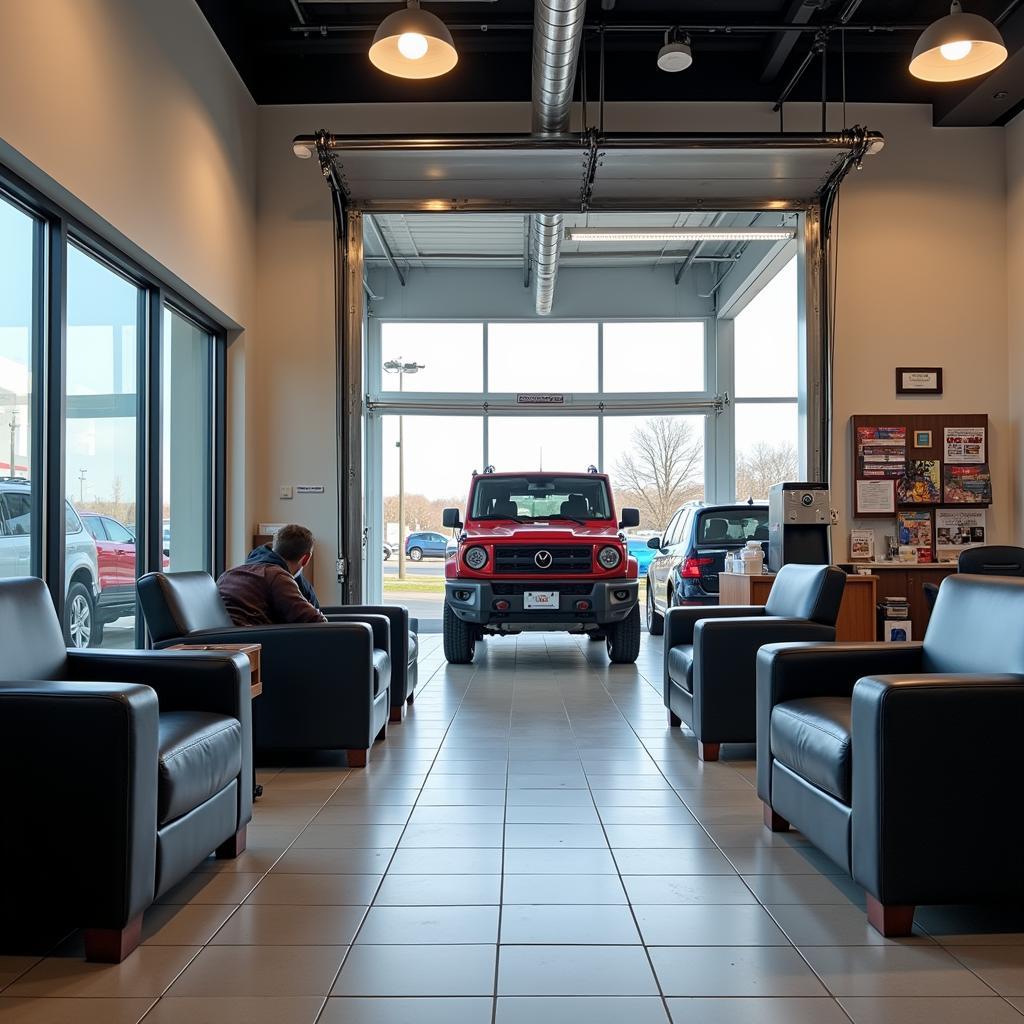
[531,0,586,315]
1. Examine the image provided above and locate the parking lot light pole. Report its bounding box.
[383,358,424,581]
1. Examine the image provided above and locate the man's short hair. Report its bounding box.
[273,524,315,562]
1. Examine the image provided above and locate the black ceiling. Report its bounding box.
[197,0,1024,125]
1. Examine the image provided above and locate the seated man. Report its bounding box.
[218,524,327,626]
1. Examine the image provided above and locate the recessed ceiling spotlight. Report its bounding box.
[369,0,458,80]
[657,29,693,73]
[909,1,1006,82]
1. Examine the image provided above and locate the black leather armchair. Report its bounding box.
[137,572,390,765]
[664,563,846,761]
[924,545,1024,611]
[321,603,419,720]
[757,573,1024,937]
[0,578,252,963]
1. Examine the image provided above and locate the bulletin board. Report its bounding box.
[851,414,991,521]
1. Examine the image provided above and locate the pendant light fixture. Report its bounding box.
[909,1,1007,82]
[369,0,458,80]
[657,28,693,73]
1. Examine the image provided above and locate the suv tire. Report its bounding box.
[408,547,423,561]
[64,581,97,649]
[646,580,664,636]
[443,601,476,664]
[606,605,641,664]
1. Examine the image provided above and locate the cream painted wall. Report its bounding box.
[1006,110,1024,542]
[0,0,258,563]
[254,101,1011,595]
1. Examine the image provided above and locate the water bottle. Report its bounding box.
[741,540,764,575]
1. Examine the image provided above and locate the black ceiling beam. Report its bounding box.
[761,0,823,83]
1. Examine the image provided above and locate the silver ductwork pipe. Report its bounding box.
[531,0,586,315]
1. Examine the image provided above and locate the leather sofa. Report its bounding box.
[0,578,252,962]
[664,563,846,761]
[757,573,1024,936]
[321,604,419,721]
[138,571,390,765]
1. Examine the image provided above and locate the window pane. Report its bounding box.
[162,308,213,572]
[0,196,37,580]
[487,323,598,392]
[488,416,598,475]
[604,415,705,534]
[734,402,799,501]
[381,322,483,392]
[734,256,798,398]
[602,322,705,392]
[65,243,141,650]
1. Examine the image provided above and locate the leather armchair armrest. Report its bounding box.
[851,673,1024,907]
[755,641,924,801]
[0,682,159,930]
[693,618,835,742]
[665,604,765,648]
[320,612,391,653]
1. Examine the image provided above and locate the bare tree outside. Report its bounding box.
[613,417,704,531]
[735,440,798,501]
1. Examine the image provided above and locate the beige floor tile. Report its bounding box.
[166,945,346,997]
[211,904,367,945]
[244,872,381,905]
[495,996,669,1024]
[156,873,263,906]
[142,904,236,946]
[322,996,494,1024]
[666,997,850,1023]
[0,997,155,1023]
[944,946,1024,996]
[143,995,324,1022]
[0,957,41,991]
[650,946,828,997]
[839,996,1024,1024]
[272,848,394,874]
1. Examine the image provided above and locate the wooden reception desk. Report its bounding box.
[719,571,878,642]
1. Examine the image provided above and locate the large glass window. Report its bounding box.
[65,243,142,649]
[733,256,799,499]
[162,307,213,572]
[381,322,483,392]
[604,415,706,535]
[488,416,599,475]
[0,196,38,580]
[602,322,705,393]
[487,323,598,392]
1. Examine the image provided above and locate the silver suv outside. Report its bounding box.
[0,479,101,647]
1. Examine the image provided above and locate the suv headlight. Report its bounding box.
[464,546,488,570]
[597,545,621,570]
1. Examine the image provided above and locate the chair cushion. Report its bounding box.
[138,571,234,643]
[770,697,852,804]
[667,645,695,693]
[408,631,419,669]
[764,564,845,625]
[372,649,392,696]
[158,711,242,826]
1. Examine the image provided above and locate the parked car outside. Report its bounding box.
[405,531,449,560]
[626,535,657,576]
[383,542,393,561]
[81,513,170,639]
[645,501,769,635]
[0,478,100,648]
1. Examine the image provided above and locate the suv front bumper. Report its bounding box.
[446,578,638,629]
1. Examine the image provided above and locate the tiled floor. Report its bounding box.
[3,633,1024,1023]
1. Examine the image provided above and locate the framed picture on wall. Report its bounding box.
[913,429,932,448]
[896,367,943,395]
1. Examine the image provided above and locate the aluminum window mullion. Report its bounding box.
[28,215,46,580]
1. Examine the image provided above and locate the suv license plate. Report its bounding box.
[524,591,559,610]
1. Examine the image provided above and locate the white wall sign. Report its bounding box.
[516,393,565,405]
[295,484,326,494]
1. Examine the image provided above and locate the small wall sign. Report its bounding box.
[896,367,943,395]
[295,484,326,495]
[516,393,566,405]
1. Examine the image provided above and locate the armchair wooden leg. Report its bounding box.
[389,703,406,723]
[347,748,369,767]
[216,826,247,859]
[407,691,415,705]
[763,803,790,832]
[866,896,915,937]
[668,709,682,727]
[84,914,142,963]
[698,742,720,762]
[375,720,388,742]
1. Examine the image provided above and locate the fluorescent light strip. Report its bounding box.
[565,228,795,243]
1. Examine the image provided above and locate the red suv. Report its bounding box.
[442,470,641,665]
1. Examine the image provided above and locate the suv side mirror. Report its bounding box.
[618,507,640,529]
[442,507,463,529]
[647,536,662,550]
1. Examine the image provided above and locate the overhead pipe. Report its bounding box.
[531,0,587,316]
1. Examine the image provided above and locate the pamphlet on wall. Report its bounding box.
[943,426,985,464]
[897,510,933,563]
[935,509,986,558]
[857,426,906,478]
[850,530,875,560]
[856,478,895,515]
[896,460,941,505]
[943,463,992,504]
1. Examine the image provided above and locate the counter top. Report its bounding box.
[851,562,957,570]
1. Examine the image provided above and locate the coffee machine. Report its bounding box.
[767,481,832,572]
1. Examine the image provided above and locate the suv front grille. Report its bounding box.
[493,546,593,574]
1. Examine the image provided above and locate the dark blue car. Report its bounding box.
[405,531,449,560]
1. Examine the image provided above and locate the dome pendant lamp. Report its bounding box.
[909,1,1007,82]
[369,0,458,79]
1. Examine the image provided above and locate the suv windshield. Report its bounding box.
[471,475,612,521]
[697,509,768,545]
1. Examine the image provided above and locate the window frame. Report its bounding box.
[0,160,227,645]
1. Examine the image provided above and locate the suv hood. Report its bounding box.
[462,521,622,543]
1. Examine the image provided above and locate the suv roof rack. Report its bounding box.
[0,476,30,485]
[483,465,495,474]
[586,465,598,474]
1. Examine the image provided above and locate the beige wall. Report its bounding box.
[1007,110,1024,543]
[0,0,258,562]
[254,102,1012,592]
